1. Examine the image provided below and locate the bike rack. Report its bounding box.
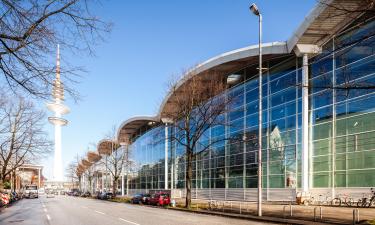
[283,204,293,218]
[314,206,322,221]
[352,209,359,224]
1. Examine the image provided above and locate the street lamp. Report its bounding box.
[249,2,263,217]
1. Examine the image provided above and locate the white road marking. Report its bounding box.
[94,210,105,215]
[43,208,47,213]
[118,217,140,225]
[46,214,51,221]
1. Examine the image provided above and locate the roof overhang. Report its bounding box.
[87,151,102,163]
[287,0,369,52]
[117,116,159,145]
[97,139,119,155]
[81,158,93,167]
[158,42,289,118]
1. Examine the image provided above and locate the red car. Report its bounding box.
[149,192,170,206]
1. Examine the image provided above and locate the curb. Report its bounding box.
[165,207,334,225]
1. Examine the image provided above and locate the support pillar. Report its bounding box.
[164,124,169,190]
[301,53,309,193]
[294,44,321,193]
[126,176,129,196]
[121,175,125,196]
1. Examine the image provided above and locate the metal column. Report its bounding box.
[121,175,125,196]
[165,124,169,190]
[301,53,309,192]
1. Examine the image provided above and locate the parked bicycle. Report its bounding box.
[331,193,354,207]
[357,188,375,208]
[309,193,332,206]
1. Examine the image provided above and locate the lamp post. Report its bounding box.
[249,3,263,217]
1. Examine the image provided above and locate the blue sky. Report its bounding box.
[42,0,316,180]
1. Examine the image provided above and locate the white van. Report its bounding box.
[24,184,38,198]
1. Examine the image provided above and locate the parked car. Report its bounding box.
[24,184,38,198]
[149,192,170,206]
[38,188,45,196]
[99,192,113,200]
[46,191,55,198]
[131,194,151,204]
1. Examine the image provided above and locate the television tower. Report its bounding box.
[47,44,69,181]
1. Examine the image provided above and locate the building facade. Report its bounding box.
[83,1,375,201]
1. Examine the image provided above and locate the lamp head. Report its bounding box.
[249,3,260,16]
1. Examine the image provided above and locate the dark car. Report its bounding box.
[99,192,113,200]
[149,193,170,206]
[131,194,151,204]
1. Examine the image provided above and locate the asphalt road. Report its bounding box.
[0,195,276,225]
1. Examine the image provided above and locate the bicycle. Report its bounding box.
[331,193,354,207]
[357,188,375,208]
[368,188,375,208]
[311,193,332,206]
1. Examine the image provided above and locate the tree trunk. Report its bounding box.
[185,148,193,209]
[12,171,16,191]
[78,176,82,191]
[112,178,117,197]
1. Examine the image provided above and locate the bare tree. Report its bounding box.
[0,93,52,187]
[0,0,111,99]
[163,71,235,208]
[102,128,129,197]
[65,161,79,189]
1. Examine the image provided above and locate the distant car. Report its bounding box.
[24,184,38,199]
[149,193,170,206]
[131,194,151,204]
[99,192,113,200]
[131,194,144,204]
[38,188,45,195]
[46,192,55,198]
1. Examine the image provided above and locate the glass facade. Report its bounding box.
[125,17,375,195]
[310,18,375,188]
[128,126,166,190]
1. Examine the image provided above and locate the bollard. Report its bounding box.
[314,207,317,221]
[240,202,242,214]
[223,202,225,212]
[320,207,322,221]
[352,209,359,224]
[230,202,233,212]
[289,204,293,217]
[314,207,322,221]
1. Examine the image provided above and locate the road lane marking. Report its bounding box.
[94,210,105,215]
[46,214,51,221]
[43,208,47,213]
[118,217,140,225]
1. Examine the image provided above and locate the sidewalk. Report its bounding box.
[172,199,375,224]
